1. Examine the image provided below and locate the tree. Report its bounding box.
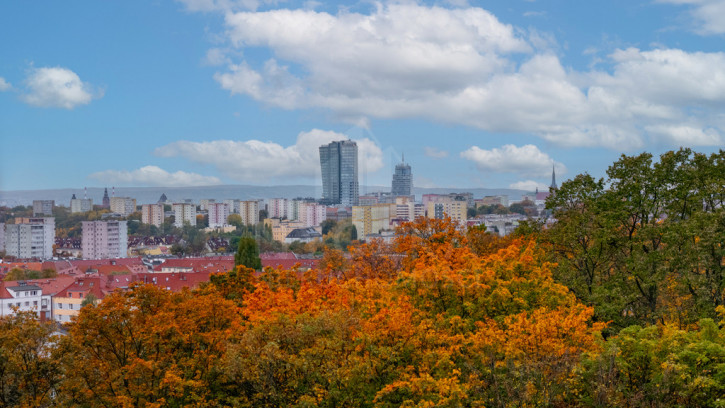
[235,235,262,269]
[227,213,243,229]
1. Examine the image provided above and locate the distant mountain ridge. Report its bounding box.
[0,185,529,207]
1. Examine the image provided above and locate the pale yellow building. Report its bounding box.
[352,204,395,238]
[141,203,164,227]
[271,220,306,242]
[426,197,467,223]
[110,197,137,216]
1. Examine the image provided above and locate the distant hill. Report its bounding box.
[0,185,529,207]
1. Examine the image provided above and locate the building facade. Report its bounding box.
[70,196,93,213]
[110,197,137,217]
[4,217,55,259]
[199,199,215,211]
[172,203,197,227]
[223,199,240,214]
[268,198,288,219]
[352,204,394,238]
[392,160,412,197]
[426,197,467,223]
[239,200,260,226]
[320,140,359,206]
[32,200,54,216]
[81,220,128,259]
[141,204,164,227]
[208,202,230,228]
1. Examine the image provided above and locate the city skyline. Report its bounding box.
[2,1,724,192]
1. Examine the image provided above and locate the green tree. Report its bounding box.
[235,235,262,269]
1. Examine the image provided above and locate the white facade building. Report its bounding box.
[173,203,197,227]
[208,202,230,228]
[0,282,52,319]
[223,199,240,214]
[32,200,54,216]
[268,198,288,219]
[141,204,164,227]
[4,217,55,259]
[199,199,215,211]
[70,198,93,213]
[81,220,128,259]
[110,197,137,216]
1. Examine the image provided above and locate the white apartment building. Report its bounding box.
[173,203,197,227]
[239,200,259,226]
[4,217,55,259]
[32,200,54,216]
[396,202,425,221]
[223,199,240,214]
[353,204,394,238]
[208,202,230,228]
[141,203,164,227]
[81,220,128,259]
[70,198,93,213]
[110,197,137,216]
[0,282,52,319]
[268,198,288,219]
[199,199,215,211]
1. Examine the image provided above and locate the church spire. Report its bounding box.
[550,165,558,190]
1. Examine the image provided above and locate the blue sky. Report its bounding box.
[1,0,723,192]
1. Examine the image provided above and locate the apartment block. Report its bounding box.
[70,197,93,213]
[0,223,4,252]
[426,197,467,223]
[141,204,164,227]
[199,199,215,211]
[352,204,394,238]
[81,220,128,259]
[268,198,288,219]
[110,197,137,217]
[223,199,240,214]
[208,202,230,228]
[298,202,326,227]
[239,200,260,226]
[32,200,54,216]
[4,217,55,259]
[173,203,197,227]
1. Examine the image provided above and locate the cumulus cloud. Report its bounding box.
[0,77,11,91]
[203,3,725,149]
[89,166,221,187]
[658,0,725,35]
[424,147,449,159]
[154,129,384,182]
[460,144,565,177]
[509,180,549,191]
[22,67,101,109]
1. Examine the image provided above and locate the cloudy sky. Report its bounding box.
[1,0,723,192]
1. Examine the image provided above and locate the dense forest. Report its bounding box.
[1,148,723,407]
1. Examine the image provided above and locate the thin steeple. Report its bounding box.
[550,165,558,190]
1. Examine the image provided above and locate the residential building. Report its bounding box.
[271,220,306,242]
[285,227,323,244]
[353,204,394,238]
[208,202,230,228]
[81,220,128,259]
[0,281,52,319]
[396,201,425,222]
[199,199,215,211]
[70,194,93,213]
[32,200,54,216]
[268,198,287,219]
[53,277,105,323]
[319,140,359,206]
[359,195,379,206]
[173,203,197,227]
[141,203,164,227]
[239,200,260,225]
[110,197,137,217]
[0,223,4,252]
[223,199,240,214]
[298,202,326,227]
[426,196,467,223]
[4,217,55,259]
[391,157,412,197]
[477,195,510,208]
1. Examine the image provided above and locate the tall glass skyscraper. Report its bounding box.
[319,140,359,206]
[392,157,412,197]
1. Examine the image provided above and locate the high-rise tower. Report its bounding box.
[391,155,412,197]
[319,140,359,206]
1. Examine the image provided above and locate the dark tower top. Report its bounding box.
[550,165,558,190]
[158,193,168,203]
[102,188,110,208]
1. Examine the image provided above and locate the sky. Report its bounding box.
[1,0,724,192]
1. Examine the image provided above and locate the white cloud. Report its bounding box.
[153,129,384,182]
[645,124,724,145]
[658,0,725,35]
[424,147,449,159]
[509,180,549,191]
[0,77,11,91]
[89,166,221,187]
[200,4,725,150]
[21,67,101,109]
[460,144,565,177]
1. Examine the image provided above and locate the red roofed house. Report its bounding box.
[1,275,75,320]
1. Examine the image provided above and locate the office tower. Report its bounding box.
[173,203,197,227]
[32,200,54,216]
[141,204,164,228]
[4,217,56,259]
[392,156,412,197]
[81,220,128,259]
[319,140,359,206]
[208,203,230,228]
[110,197,137,216]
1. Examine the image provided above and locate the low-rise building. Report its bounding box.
[285,227,323,244]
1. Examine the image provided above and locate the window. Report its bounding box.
[25,302,30,306]
[58,303,63,309]
[69,304,73,310]
[32,291,37,295]
[33,301,38,306]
